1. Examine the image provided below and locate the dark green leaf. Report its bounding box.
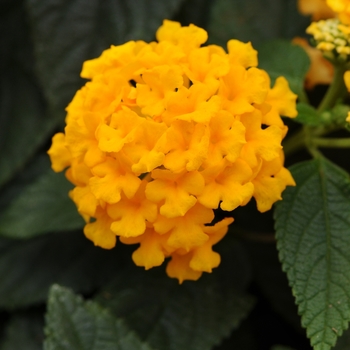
[44,285,154,350]
[0,3,57,188]
[0,231,121,309]
[26,0,185,121]
[0,154,50,214]
[295,103,322,126]
[208,0,309,47]
[0,312,44,350]
[275,157,350,350]
[0,167,84,238]
[258,40,310,96]
[0,55,55,189]
[95,260,255,350]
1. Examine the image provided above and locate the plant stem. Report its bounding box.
[317,64,347,113]
[312,137,350,148]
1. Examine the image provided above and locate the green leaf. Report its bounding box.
[44,284,154,350]
[25,0,185,121]
[274,157,350,350]
[0,5,57,188]
[95,262,255,350]
[258,40,310,97]
[0,231,121,309]
[295,103,322,126]
[208,0,310,47]
[0,312,44,350]
[0,166,84,238]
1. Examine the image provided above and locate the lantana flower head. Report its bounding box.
[306,17,350,61]
[48,20,297,283]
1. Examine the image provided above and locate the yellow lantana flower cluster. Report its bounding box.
[48,20,297,283]
[307,18,350,60]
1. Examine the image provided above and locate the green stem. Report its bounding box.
[304,127,324,158]
[317,64,347,113]
[282,64,349,157]
[312,137,350,148]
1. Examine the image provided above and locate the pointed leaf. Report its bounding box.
[275,157,350,350]
[44,285,154,350]
[0,167,84,238]
[95,259,255,350]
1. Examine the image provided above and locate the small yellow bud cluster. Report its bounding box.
[307,18,350,61]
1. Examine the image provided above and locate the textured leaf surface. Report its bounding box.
[0,312,44,350]
[258,40,310,96]
[95,257,255,350]
[0,231,120,309]
[44,285,154,350]
[26,0,185,121]
[0,168,84,238]
[275,157,350,350]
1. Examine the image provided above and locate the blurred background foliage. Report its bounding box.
[0,0,348,349]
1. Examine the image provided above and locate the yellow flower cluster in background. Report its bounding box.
[48,20,296,282]
[301,0,350,62]
[306,18,350,61]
